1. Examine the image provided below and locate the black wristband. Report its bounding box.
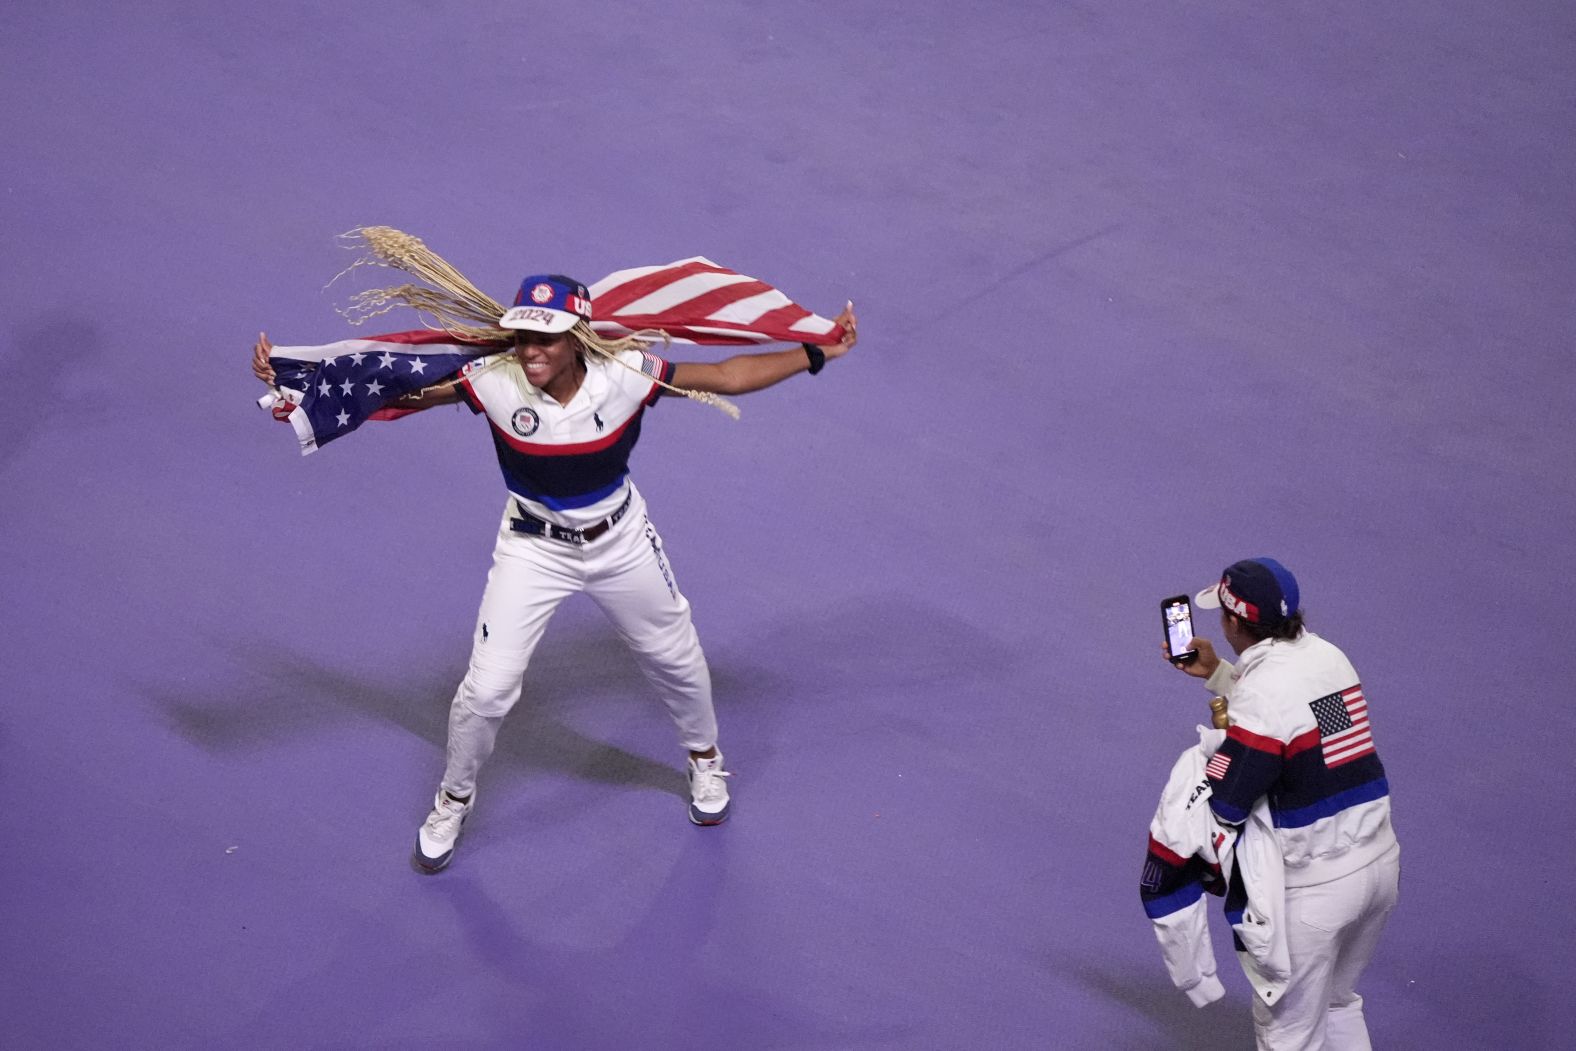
[802,343,826,375]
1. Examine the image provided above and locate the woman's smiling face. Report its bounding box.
[513,330,580,394]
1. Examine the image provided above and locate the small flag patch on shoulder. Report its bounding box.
[1205,752,1231,780]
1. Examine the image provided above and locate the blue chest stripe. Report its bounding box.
[508,473,627,510]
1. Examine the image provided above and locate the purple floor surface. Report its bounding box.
[3,2,1573,1048]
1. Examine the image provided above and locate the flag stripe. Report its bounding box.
[1323,721,1370,747]
[605,322,778,345]
[616,272,763,318]
[590,258,733,313]
[1323,740,1374,765]
[789,313,839,336]
[666,324,779,342]
[746,302,814,331]
[706,287,800,325]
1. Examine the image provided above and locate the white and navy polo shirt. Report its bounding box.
[455,347,676,528]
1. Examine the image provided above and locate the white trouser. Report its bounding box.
[440,486,716,798]
[1253,842,1401,1051]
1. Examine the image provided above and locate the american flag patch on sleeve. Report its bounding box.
[638,349,666,379]
[1205,752,1231,780]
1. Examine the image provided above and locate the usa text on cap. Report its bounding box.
[1194,557,1300,626]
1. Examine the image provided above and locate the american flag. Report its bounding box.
[1308,685,1375,768]
[264,260,845,455]
[636,348,667,379]
[1204,752,1231,780]
[589,258,845,345]
[266,330,485,455]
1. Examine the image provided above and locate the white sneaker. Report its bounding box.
[687,753,731,826]
[414,790,472,872]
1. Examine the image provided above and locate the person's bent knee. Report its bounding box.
[627,621,704,665]
[455,667,524,719]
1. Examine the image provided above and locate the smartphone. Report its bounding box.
[1162,595,1198,664]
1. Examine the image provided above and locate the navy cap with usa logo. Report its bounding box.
[1195,557,1300,627]
[499,274,592,334]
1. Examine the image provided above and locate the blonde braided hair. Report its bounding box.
[328,226,739,418]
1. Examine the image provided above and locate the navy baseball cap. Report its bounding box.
[1195,558,1301,627]
[499,274,592,333]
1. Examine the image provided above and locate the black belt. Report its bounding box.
[510,490,633,546]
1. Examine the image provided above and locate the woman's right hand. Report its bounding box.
[1160,636,1221,680]
[252,332,276,385]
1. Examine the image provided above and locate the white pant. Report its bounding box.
[1254,843,1401,1050]
[440,486,716,798]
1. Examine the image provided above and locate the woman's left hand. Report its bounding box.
[252,332,277,385]
[826,301,858,360]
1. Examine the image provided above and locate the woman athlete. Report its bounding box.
[252,271,857,872]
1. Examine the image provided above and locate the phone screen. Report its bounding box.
[1162,596,1197,662]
